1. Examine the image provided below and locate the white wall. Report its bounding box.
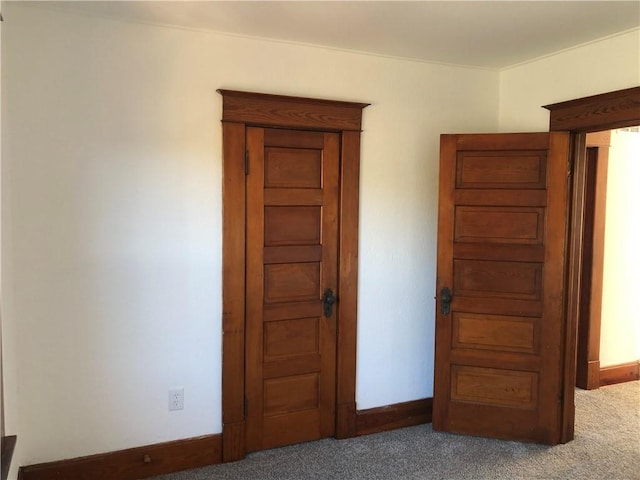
[599,129,640,367]
[499,29,640,132]
[2,3,499,473]
[498,30,640,370]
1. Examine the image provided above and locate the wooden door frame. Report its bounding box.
[218,90,369,462]
[575,133,611,390]
[543,85,640,442]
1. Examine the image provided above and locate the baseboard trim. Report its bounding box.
[356,398,433,436]
[18,434,221,480]
[17,398,434,479]
[600,361,640,387]
[1,435,17,480]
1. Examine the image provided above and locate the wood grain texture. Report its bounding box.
[453,313,537,353]
[456,151,546,188]
[576,146,608,390]
[218,90,369,131]
[599,362,640,386]
[264,147,322,188]
[245,127,266,452]
[561,133,587,443]
[335,402,357,439]
[264,318,319,358]
[537,132,570,445]
[222,421,245,463]
[585,360,601,390]
[18,435,221,480]
[545,86,640,132]
[575,147,598,390]
[264,207,321,246]
[335,130,362,438]
[263,263,320,303]
[433,134,457,433]
[451,366,537,408]
[454,207,544,244]
[356,399,433,436]
[221,120,247,460]
[455,132,550,150]
[453,259,542,299]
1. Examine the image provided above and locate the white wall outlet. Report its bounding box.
[169,387,184,411]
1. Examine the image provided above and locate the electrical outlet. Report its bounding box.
[169,387,184,411]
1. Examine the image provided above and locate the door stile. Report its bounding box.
[221,121,248,462]
[537,132,571,443]
[319,132,340,437]
[560,131,587,443]
[245,127,266,451]
[432,134,457,431]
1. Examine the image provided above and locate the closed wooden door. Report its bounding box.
[245,127,339,451]
[433,133,570,444]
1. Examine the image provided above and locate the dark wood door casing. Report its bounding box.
[575,132,610,391]
[219,90,368,462]
[544,85,640,442]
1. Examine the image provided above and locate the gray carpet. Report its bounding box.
[152,381,640,479]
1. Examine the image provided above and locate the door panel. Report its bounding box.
[265,207,321,245]
[451,366,538,408]
[246,127,339,451]
[264,263,320,303]
[434,132,570,444]
[264,148,322,188]
[452,313,538,353]
[454,207,545,243]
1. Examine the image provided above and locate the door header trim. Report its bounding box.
[218,89,369,131]
[544,86,640,132]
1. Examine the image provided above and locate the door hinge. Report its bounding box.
[567,156,574,178]
[245,151,249,175]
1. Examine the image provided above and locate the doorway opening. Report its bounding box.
[576,127,640,390]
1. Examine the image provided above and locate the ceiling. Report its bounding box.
[31,1,640,69]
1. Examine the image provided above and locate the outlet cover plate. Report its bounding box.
[169,387,184,411]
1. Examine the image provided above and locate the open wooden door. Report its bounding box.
[433,132,571,444]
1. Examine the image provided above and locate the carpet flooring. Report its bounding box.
[152,381,639,479]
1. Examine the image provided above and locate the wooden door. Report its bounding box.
[433,133,570,444]
[245,127,339,451]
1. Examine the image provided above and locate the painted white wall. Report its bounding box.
[599,129,640,367]
[498,30,640,371]
[2,4,499,472]
[499,29,640,132]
